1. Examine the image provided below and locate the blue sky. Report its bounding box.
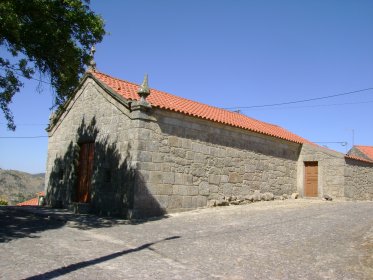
[1,0,373,173]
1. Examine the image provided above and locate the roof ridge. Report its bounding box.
[91,71,313,145]
[93,71,246,114]
[93,71,289,130]
[92,70,141,88]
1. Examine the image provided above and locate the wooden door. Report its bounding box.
[76,142,94,203]
[304,162,318,197]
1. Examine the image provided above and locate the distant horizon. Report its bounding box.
[0,167,45,175]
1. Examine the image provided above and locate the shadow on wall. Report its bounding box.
[46,117,165,219]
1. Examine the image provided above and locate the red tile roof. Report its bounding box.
[17,197,39,206]
[90,71,312,144]
[345,154,373,164]
[354,145,373,161]
[16,192,45,206]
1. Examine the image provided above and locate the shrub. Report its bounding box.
[0,200,8,206]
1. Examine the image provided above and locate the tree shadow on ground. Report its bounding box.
[26,236,181,279]
[0,206,65,243]
[1,116,168,242]
[59,209,169,230]
[0,205,169,243]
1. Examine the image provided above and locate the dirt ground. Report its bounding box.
[0,199,372,279]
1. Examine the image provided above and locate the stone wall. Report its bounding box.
[133,109,301,216]
[46,76,373,218]
[297,144,346,198]
[45,78,145,217]
[344,158,373,200]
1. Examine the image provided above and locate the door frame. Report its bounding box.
[75,142,95,203]
[304,161,318,197]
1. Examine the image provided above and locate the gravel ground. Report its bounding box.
[0,200,372,280]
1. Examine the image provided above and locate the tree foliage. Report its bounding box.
[0,0,105,130]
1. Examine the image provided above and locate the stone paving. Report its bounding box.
[0,200,372,279]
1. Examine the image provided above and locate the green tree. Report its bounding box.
[0,0,105,130]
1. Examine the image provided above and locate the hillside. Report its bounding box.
[0,168,45,205]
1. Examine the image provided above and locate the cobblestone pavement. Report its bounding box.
[0,200,372,280]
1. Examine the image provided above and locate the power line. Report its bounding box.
[313,141,348,146]
[241,100,373,111]
[3,65,372,110]
[223,87,373,110]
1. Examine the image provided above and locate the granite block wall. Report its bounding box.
[45,79,143,217]
[133,109,301,215]
[46,77,373,218]
[344,158,373,200]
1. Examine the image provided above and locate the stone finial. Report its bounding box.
[88,45,96,71]
[131,74,152,113]
[137,74,150,102]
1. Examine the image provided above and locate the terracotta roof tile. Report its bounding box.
[91,71,313,144]
[354,146,373,161]
[17,197,39,206]
[345,154,373,164]
[16,192,45,206]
